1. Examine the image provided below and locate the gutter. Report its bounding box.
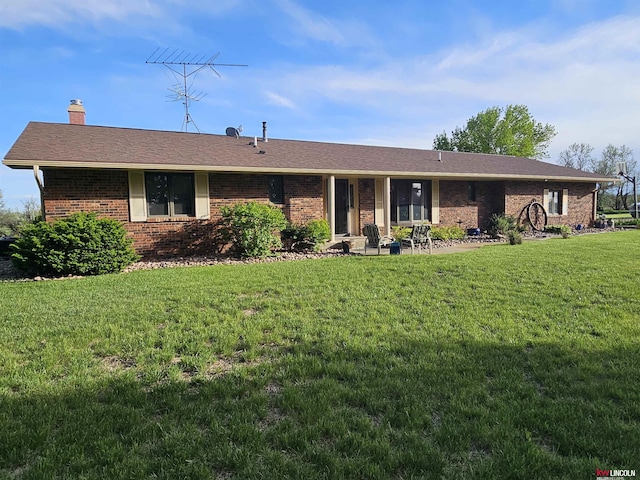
[3,159,618,184]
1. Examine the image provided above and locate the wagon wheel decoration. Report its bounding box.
[526,200,548,231]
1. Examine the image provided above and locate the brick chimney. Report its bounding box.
[68,99,86,125]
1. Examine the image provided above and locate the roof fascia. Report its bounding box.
[2,158,617,183]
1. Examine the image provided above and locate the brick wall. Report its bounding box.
[436,180,595,230]
[44,169,130,221]
[358,178,375,235]
[438,180,477,230]
[283,175,324,224]
[42,168,597,258]
[43,168,325,258]
[504,181,595,227]
[438,181,504,230]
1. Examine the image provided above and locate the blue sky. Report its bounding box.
[1,0,639,209]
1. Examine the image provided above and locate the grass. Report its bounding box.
[602,213,632,219]
[0,231,639,479]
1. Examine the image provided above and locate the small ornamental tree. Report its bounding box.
[220,202,287,257]
[11,212,139,276]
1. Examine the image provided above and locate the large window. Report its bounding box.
[145,172,195,217]
[391,180,431,224]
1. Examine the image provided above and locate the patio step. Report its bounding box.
[322,236,367,251]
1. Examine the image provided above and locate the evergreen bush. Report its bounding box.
[11,212,139,276]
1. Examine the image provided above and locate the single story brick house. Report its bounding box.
[3,101,615,258]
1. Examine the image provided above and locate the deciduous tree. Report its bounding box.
[558,143,594,171]
[433,105,556,159]
[596,145,636,209]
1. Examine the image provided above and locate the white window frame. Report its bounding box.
[543,188,569,216]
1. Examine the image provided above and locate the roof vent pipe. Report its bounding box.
[253,136,258,147]
[262,121,268,142]
[438,151,442,162]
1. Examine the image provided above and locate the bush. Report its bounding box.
[281,219,331,252]
[545,225,571,236]
[11,212,139,276]
[508,230,523,245]
[391,226,412,242]
[488,213,517,238]
[430,225,466,241]
[220,202,287,257]
[302,219,331,250]
[616,218,640,227]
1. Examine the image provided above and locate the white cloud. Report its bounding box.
[256,14,640,157]
[264,91,297,110]
[0,0,160,29]
[0,0,240,30]
[273,0,376,48]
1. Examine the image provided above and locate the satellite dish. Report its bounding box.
[225,124,243,138]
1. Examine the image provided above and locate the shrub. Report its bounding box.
[280,220,331,251]
[302,219,331,250]
[615,218,640,227]
[488,213,517,238]
[545,225,571,236]
[280,224,305,250]
[391,226,412,242]
[11,212,139,276]
[508,230,523,245]
[220,202,287,257]
[281,219,331,252]
[430,225,466,241]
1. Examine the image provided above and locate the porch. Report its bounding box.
[324,176,441,242]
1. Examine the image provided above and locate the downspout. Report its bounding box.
[33,165,45,221]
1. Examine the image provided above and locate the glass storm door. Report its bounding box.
[335,179,349,235]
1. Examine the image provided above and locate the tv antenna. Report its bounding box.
[146,48,247,133]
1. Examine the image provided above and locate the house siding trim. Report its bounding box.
[4,158,616,184]
[431,180,440,224]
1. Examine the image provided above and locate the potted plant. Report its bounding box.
[390,226,412,254]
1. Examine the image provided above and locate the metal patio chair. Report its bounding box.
[401,224,433,254]
[363,224,393,255]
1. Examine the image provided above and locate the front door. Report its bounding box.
[335,179,349,235]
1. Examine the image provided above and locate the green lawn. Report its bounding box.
[1,232,639,479]
[603,213,632,219]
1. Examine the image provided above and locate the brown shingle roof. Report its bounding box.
[3,122,614,182]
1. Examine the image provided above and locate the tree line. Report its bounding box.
[558,143,636,210]
[433,104,637,211]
